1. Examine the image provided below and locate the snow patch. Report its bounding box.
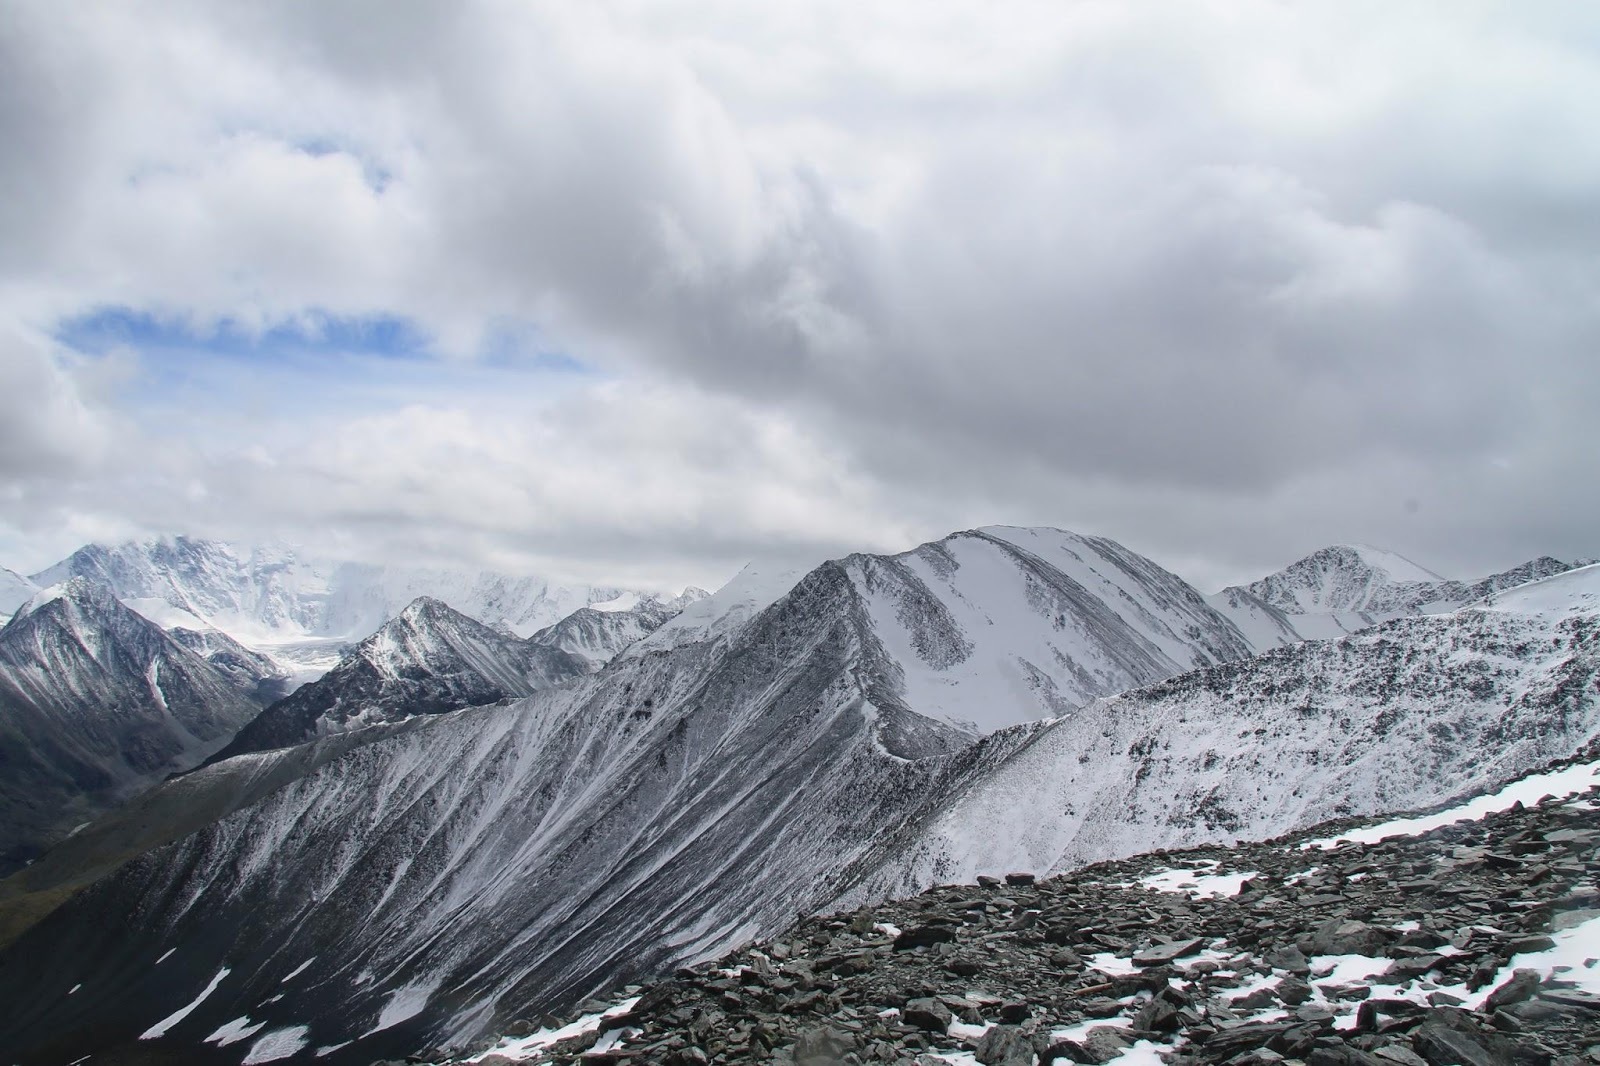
[242,1025,311,1063]
[206,1016,267,1046]
[1137,863,1257,899]
[1304,760,1600,849]
[139,966,230,1039]
[463,997,641,1062]
[363,977,442,1036]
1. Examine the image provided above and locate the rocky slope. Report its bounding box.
[0,539,1595,1064]
[29,535,666,643]
[0,579,263,874]
[168,625,298,704]
[206,597,588,760]
[442,756,1600,1066]
[530,589,709,670]
[1209,547,1578,651]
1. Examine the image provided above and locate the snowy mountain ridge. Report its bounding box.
[26,535,678,646]
[206,596,589,761]
[0,567,40,618]
[529,588,709,670]
[0,578,262,874]
[5,528,1598,1063]
[843,561,1600,904]
[1209,545,1579,651]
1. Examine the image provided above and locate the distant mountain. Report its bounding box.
[1210,545,1577,651]
[0,567,38,617]
[529,588,708,670]
[0,579,261,873]
[206,597,588,760]
[28,535,672,643]
[1238,544,1445,613]
[166,627,296,704]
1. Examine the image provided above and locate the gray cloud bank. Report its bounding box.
[0,1,1596,589]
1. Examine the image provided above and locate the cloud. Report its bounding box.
[0,1,1596,587]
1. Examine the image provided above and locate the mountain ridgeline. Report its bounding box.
[205,597,590,762]
[0,529,1595,1065]
[0,579,264,874]
[26,535,664,641]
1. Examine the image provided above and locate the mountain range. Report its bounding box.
[0,528,1593,1064]
[23,535,670,644]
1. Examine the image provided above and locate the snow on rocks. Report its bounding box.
[1303,759,1600,850]
[423,774,1600,1066]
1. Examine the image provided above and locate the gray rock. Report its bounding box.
[903,998,954,1033]
[1484,968,1544,1012]
[976,1025,1036,1066]
[793,1027,854,1066]
[1133,937,1204,966]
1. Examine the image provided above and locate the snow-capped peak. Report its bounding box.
[0,566,40,615]
[25,535,663,645]
[1237,543,1445,614]
[1478,561,1600,617]
[1333,543,1446,583]
[4,576,121,630]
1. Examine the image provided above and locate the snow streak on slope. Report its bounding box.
[29,536,663,644]
[0,579,262,872]
[845,573,1600,901]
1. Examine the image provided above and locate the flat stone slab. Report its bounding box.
[1133,937,1206,966]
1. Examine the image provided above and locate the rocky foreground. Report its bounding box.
[430,766,1600,1066]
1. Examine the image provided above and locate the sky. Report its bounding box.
[1,1,1597,594]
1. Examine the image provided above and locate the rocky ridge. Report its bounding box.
[0,578,264,873]
[530,590,710,670]
[442,757,1600,1066]
[205,596,588,760]
[1210,549,1579,652]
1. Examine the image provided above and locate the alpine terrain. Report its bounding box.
[0,530,1595,1066]
[1207,545,1578,650]
[27,535,668,644]
[207,596,589,761]
[529,589,711,671]
[0,579,264,875]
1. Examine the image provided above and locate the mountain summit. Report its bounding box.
[207,596,589,760]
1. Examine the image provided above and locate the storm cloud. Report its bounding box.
[1,1,1595,589]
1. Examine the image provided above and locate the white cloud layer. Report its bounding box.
[1,1,1597,588]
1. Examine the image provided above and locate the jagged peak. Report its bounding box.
[1293,543,1444,583]
[395,595,456,622]
[5,575,123,627]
